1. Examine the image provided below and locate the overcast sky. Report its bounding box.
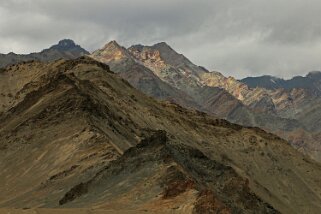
[1,0,321,78]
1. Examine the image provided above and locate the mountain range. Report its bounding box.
[241,72,321,94]
[1,39,320,163]
[1,39,321,213]
[1,56,321,213]
[89,40,321,163]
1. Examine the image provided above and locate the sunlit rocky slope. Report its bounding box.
[90,41,321,163]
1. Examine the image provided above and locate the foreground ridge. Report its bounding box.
[0,58,320,213]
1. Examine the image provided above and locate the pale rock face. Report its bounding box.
[199,71,250,101]
[129,47,168,75]
[91,41,130,63]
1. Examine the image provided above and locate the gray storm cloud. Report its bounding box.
[0,0,321,78]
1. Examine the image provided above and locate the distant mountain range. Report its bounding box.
[0,39,89,68]
[1,39,320,163]
[241,72,321,95]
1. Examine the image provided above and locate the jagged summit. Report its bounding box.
[128,41,200,70]
[95,40,126,53]
[102,40,123,50]
[307,70,321,78]
[44,39,89,54]
[129,42,172,50]
[57,39,76,47]
[240,75,284,89]
[7,52,16,55]
[128,44,144,51]
[91,40,131,63]
[152,41,173,49]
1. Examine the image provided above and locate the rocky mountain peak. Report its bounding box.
[129,42,195,70]
[49,39,86,52]
[130,42,171,55]
[128,44,162,62]
[91,40,130,62]
[129,44,144,51]
[152,42,181,58]
[58,39,76,47]
[103,40,122,50]
[240,75,285,89]
[152,41,172,50]
[307,71,321,79]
